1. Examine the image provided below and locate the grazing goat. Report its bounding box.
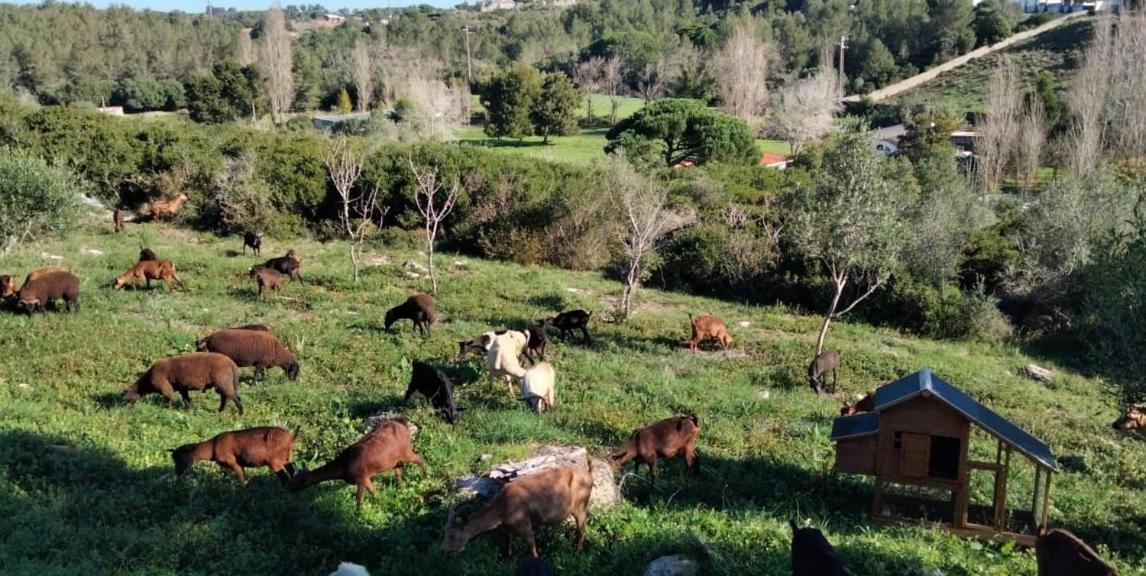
[1113,405,1146,435]
[261,250,303,282]
[290,419,427,511]
[113,209,125,233]
[540,310,592,344]
[0,275,16,300]
[384,293,436,335]
[808,351,841,395]
[790,520,853,576]
[113,260,187,291]
[523,326,547,364]
[519,362,556,414]
[516,557,554,576]
[233,324,271,331]
[1035,526,1118,576]
[143,193,189,220]
[196,328,300,381]
[457,332,497,360]
[405,361,459,424]
[243,231,262,256]
[249,266,284,300]
[487,331,530,393]
[172,426,298,484]
[441,463,593,558]
[687,313,732,354]
[16,269,80,314]
[611,415,700,486]
[122,352,243,415]
[138,248,158,262]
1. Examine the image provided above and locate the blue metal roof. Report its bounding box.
[831,411,880,440]
[873,369,1058,471]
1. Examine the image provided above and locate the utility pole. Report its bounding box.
[838,35,848,102]
[463,25,474,85]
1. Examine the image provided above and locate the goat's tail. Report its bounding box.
[685,414,699,428]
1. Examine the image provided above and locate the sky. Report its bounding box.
[4,0,460,12]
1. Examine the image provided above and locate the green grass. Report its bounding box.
[1,220,1144,575]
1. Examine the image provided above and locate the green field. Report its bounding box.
[1,221,1143,575]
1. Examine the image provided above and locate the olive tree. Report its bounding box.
[0,150,83,253]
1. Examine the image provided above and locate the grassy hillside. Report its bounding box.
[890,19,1091,113]
[1,221,1144,575]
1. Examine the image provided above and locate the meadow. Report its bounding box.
[0,219,1144,575]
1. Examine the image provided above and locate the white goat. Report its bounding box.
[485,330,530,393]
[518,361,555,413]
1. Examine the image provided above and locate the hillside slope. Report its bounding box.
[0,222,1142,575]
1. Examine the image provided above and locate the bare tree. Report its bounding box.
[236,29,256,67]
[768,73,839,155]
[406,74,466,140]
[601,56,625,124]
[1105,13,1146,160]
[1017,97,1047,196]
[408,158,461,294]
[712,21,771,121]
[352,39,374,112]
[257,7,293,125]
[1066,18,1113,176]
[976,58,1022,194]
[636,57,672,104]
[573,57,603,123]
[607,158,694,320]
[326,136,383,282]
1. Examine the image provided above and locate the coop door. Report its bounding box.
[899,433,931,479]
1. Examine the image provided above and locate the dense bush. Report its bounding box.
[0,150,84,253]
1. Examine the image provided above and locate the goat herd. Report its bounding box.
[0,227,1127,576]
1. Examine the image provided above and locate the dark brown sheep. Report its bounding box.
[523,325,548,364]
[243,231,262,256]
[385,293,436,335]
[196,328,300,381]
[139,248,158,262]
[808,351,841,395]
[249,266,284,300]
[16,269,80,314]
[611,415,700,486]
[172,426,297,484]
[540,310,592,344]
[1036,526,1118,576]
[840,392,876,416]
[113,260,187,291]
[122,352,243,415]
[790,520,853,576]
[1113,404,1146,435]
[0,274,15,300]
[260,250,302,282]
[441,463,594,557]
[289,419,427,511]
[687,313,732,354]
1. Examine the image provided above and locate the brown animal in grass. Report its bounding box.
[113,260,187,291]
[138,248,158,262]
[122,352,243,415]
[611,415,700,486]
[790,520,854,576]
[289,419,427,511]
[195,328,300,381]
[385,293,436,335]
[840,392,877,416]
[687,313,732,354]
[539,310,593,345]
[3,267,69,300]
[441,463,594,558]
[1035,526,1118,576]
[114,209,125,233]
[143,193,189,220]
[172,426,298,484]
[1113,404,1146,435]
[260,250,302,282]
[249,266,284,299]
[808,351,841,395]
[16,269,81,314]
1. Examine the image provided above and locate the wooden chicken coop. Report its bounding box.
[831,369,1057,545]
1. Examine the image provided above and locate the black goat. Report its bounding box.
[790,520,853,576]
[541,309,592,344]
[404,361,458,424]
[243,231,262,256]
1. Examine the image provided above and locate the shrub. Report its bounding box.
[200,152,277,235]
[0,150,84,253]
[956,288,1012,343]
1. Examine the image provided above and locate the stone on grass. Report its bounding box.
[643,554,699,576]
[1025,364,1053,384]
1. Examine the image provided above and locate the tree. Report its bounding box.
[0,150,83,253]
[601,56,625,124]
[482,64,542,140]
[336,88,352,114]
[789,128,909,357]
[257,7,293,125]
[352,39,374,112]
[406,75,466,141]
[976,58,1022,194]
[712,21,771,121]
[606,157,693,320]
[973,3,1012,47]
[1017,98,1047,195]
[531,72,581,144]
[408,157,460,294]
[635,56,672,103]
[573,57,603,123]
[767,73,839,155]
[237,29,256,67]
[898,109,960,161]
[326,136,382,282]
[184,59,262,124]
[1034,71,1062,130]
[606,98,758,166]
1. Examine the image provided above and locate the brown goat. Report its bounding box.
[122,352,243,415]
[16,269,81,314]
[113,260,187,291]
[687,313,732,354]
[611,415,700,486]
[172,426,298,484]
[840,392,877,416]
[441,463,594,558]
[139,248,158,262]
[385,293,436,335]
[809,351,841,395]
[249,266,284,300]
[114,209,125,233]
[1035,526,1118,576]
[1113,405,1146,435]
[195,328,300,381]
[3,267,68,300]
[289,419,426,511]
[144,193,189,220]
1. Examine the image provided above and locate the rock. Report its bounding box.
[329,562,370,576]
[453,260,468,269]
[362,411,418,437]
[1025,364,1053,384]
[757,390,771,401]
[41,252,63,261]
[404,271,421,278]
[643,555,699,576]
[738,321,751,327]
[83,248,104,256]
[402,260,428,273]
[453,445,619,510]
[479,453,492,462]
[588,456,620,511]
